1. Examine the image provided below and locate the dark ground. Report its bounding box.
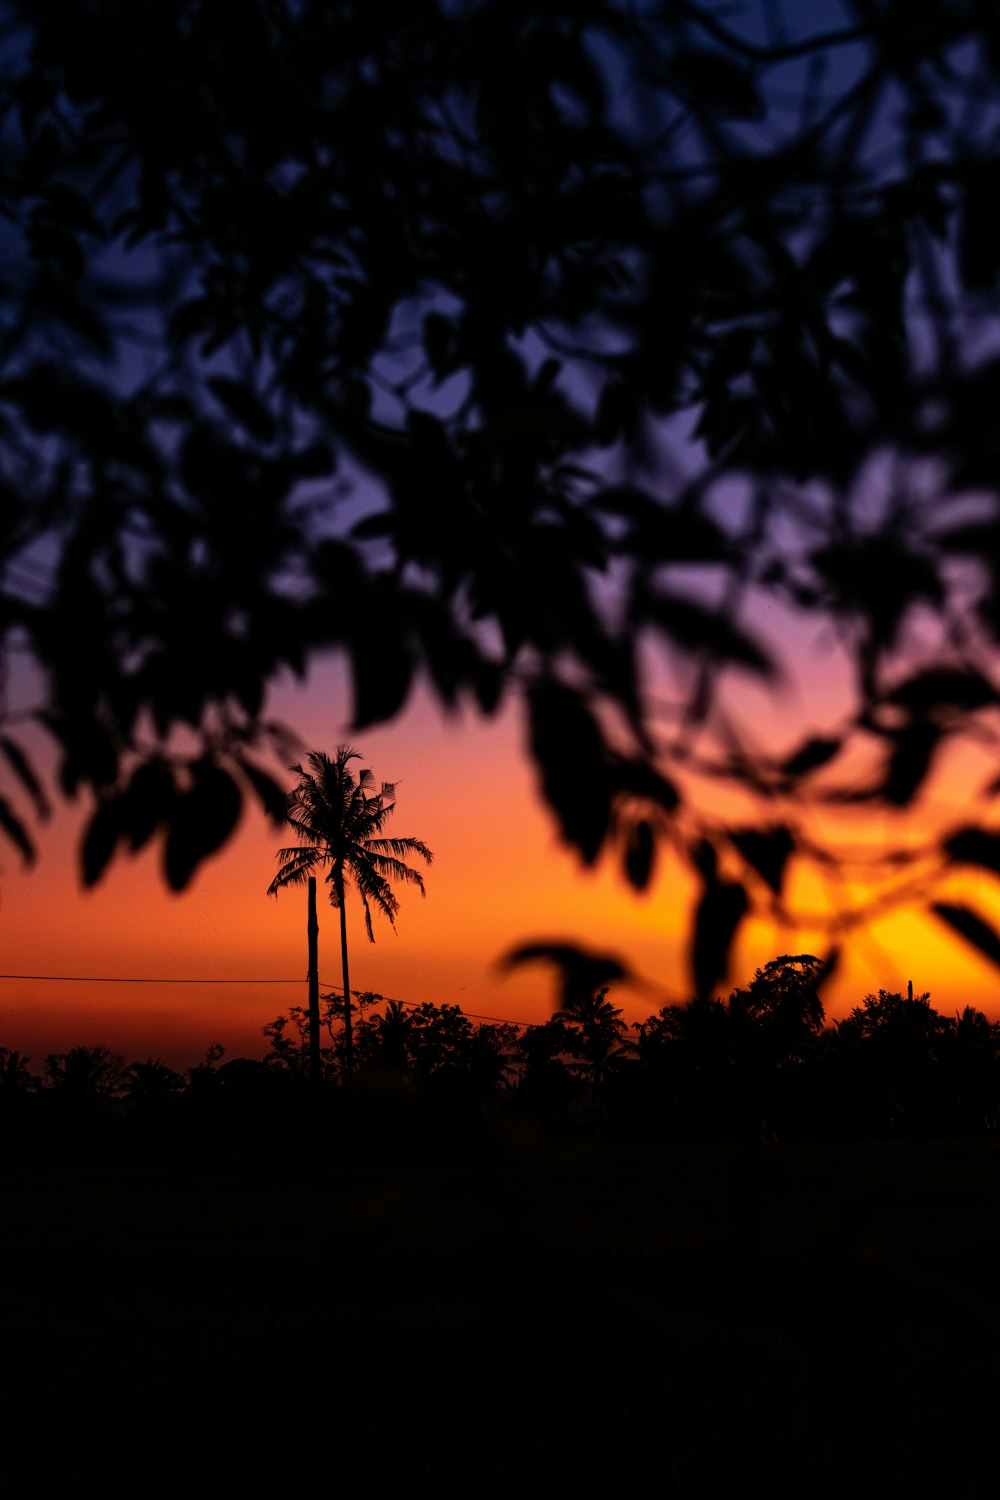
[2,1136,998,1494]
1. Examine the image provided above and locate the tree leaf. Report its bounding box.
[595,487,729,561]
[780,737,841,778]
[624,819,655,891]
[237,758,288,822]
[163,763,242,891]
[693,874,748,1000]
[959,159,1000,290]
[883,724,940,806]
[932,902,1000,970]
[611,755,679,812]
[642,593,774,677]
[731,826,794,895]
[499,941,629,1008]
[943,826,1000,875]
[423,312,454,377]
[208,376,275,443]
[123,761,175,852]
[290,442,335,477]
[888,667,996,716]
[81,798,121,886]
[671,49,761,118]
[351,631,414,728]
[0,793,34,865]
[527,680,611,863]
[0,736,50,818]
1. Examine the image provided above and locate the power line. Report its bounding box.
[0,970,561,1030]
[0,972,663,1032]
[0,974,307,984]
[0,971,548,1027]
[317,981,538,1030]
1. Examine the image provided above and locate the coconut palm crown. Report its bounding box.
[267,745,432,1073]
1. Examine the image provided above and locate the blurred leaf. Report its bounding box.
[290,441,335,477]
[932,902,1000,970]
[527,680,611,863]
[163,762,241,891]
[731,826,795,894]
[810,537,942,649]
[208,376,275,443]
[499,941,629,1008]
[624,819,655,891]
[611,754,679,812]
[642,594,774,676]
[818,946,841,988]
[351,630,414,728]
[595,487,729,561]
[0,794,34,865]
[780,737,842,778]
[0,736,50,818]
[28,223,85,281]
[934,519,998,556]
[37,182,104,237]
[168,296,216,342]
[888,667,996,715]
[943,826,1000,874]
[123,761,175,852]
[237,758,288,821]
[692,838,718,881]
[693,873,748,1000]
[671,49,761,118]
[883,724,940,806]
[959,158,1000,290]
[472,658,504,716]
[423,312,454,377]
[81,797,121,886]
[594,382,639,444]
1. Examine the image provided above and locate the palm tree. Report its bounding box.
[377,999,413,1073]
[555,987,630,1108]
[267,746,432,1077]
[0,1048,38,1094]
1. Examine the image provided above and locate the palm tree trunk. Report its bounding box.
[338,880,353,1077]
[307,876,321,1089]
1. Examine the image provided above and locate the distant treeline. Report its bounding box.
[3,956,999,1160]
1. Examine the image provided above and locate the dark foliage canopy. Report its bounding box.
[5,1,1000,993]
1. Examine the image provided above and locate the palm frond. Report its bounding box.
[268,744,432,937]
[266,845,323,894]
[368,836,433,864]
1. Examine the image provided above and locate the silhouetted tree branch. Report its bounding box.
[5,2,1000,990]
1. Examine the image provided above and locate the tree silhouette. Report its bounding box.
[0,1048,39,1094]
[515,1017,578,1124]
[834,987,954,1134]
[728,955,827,1068]
[637,997,736,1137]
[44,1045,130,1104]
[467,1023,519,1112]
[267,747,431,1075]
[374,1000,413,1074]
[9,4,1000,989]
[125,1057,185,1104]
[556,988,631,1111]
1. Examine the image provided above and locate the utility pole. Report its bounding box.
[307,876,320,1087]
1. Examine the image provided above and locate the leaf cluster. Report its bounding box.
[5,3,1000,984]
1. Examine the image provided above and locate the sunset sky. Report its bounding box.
[4,629,1000,1070]
[5,2,1000,1080]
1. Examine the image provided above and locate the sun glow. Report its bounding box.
[3,647,1000,1069]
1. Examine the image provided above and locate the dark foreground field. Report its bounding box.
[3,1137,998,1495]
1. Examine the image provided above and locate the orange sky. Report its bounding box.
[2,651,1000,1069]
